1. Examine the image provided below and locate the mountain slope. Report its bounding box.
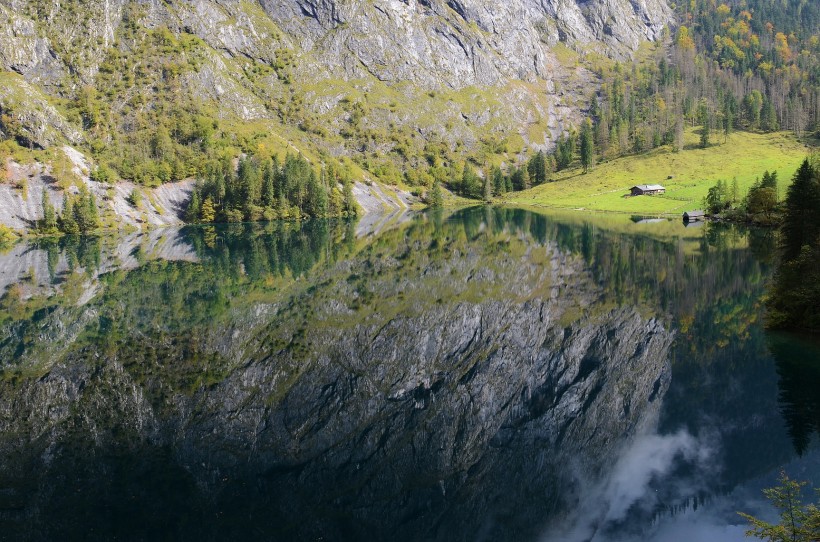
[0,0,673,199]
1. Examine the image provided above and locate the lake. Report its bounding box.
[0,207,818,541]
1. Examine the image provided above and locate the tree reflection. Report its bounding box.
[768,332,820,455]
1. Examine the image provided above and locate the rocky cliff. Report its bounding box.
[1,0,671,89]
[259,0,670,87]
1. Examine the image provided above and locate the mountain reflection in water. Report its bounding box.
[0,208,816,542]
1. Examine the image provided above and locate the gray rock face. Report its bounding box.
[260,0,672,88]
[0,151,193,231]
[0,0,126,84]
[0,5,64,85]
[0,77,82,148]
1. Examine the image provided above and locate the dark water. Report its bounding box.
[0,208,817,541]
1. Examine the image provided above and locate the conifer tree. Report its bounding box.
[40,189,57,232]
[328,186,343,217]
[580,119,595,173]
[186,189,202,223]
[342,180,358,217]
[84,189,100,230]
[306,169,328,217]
[782,159,820,260]
[521,166,530,190]
[723,101,734,142]
[429,181,443,208]
[528,151,548,185]
[674,117,685,152]
[200,196,216,223]
[740,472,820,542]
[492,166,505,195]
[59,196,80,235]
[698,99,711,148]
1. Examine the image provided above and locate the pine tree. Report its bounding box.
[67,187,100,233]
[782,159,820,260]
[521,166,530,190]
[200,196,216,223]
[674,117,685,152]
[483,170,493,201]
[58,196,80,235]
[510,166,531,191]
[40,189,57,232]
[705,179,730,214]
[306,169,328,217]
[504,171,513,193]
[429,181,443,208]
[698,99,711,148]
[528,151,548,185]
[730,177,739,204]
[272,154,284,203]
[557,135,567,168]
[743,91,763,129]
[342,180,358,217]
[580,119,595,173]
[723,103,734,142]
[186,189,202,223]
[127,188,142,209]
[761,170,779,200]
[262,159,276,208]
[60,186,100,233]
[492,166,505,195]
[555,133,574,171]
[328,186,343,217]
[84,189,100,231]
[739,472,820,542]
[460,164,481,199]
[761,98,779,132]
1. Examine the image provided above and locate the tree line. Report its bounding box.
[184,153,359,224]
[438,120,597,203]
[703,170,781,223]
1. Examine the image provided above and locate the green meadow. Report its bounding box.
[503,129,813,215]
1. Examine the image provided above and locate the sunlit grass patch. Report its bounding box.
[505,130,810,214]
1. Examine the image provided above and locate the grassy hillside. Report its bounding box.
[504,129,813,214]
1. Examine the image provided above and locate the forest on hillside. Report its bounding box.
[426,0,820,201]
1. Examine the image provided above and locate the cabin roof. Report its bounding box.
[684,210,706,216]
[632,184,666,191]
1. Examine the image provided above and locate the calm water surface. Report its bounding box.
[0,208,817,541]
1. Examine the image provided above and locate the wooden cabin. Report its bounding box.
[683,210,706,222]
[630,184,666,196]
